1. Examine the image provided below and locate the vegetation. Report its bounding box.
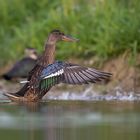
[0,0,140,67]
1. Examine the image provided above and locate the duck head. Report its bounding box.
[47,29,79,44]
[25,47,38,60]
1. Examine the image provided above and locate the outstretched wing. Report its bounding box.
[62,63,112,84]
[39,61,112,90]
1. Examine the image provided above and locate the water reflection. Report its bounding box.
[0,101,140,140]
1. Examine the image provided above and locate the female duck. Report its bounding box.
[4,30,112,102]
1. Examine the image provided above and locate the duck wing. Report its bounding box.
[39,61,112,90]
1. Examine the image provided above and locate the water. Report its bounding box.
[0,100,140,140]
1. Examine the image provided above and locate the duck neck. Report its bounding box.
[38,43,56,66]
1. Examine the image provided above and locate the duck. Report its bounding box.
[4,30,112,102]
[2,47,38,81]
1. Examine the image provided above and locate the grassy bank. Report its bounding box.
[0,0,140,67]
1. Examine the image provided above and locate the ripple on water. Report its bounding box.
[46,88,140,101]
[1,86,140,101]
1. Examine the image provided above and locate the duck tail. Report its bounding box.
[15,83,29,96]
[3,92,20,101]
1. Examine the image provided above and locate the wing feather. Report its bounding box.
[72,72,83,84]
[62,63,112,84]
[39,61,112,89]
[64,73,70,83]
[68,67,82,84]
[81,71,96,83]
[67,73,74,83]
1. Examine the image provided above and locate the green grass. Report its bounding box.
[0,0,140,66]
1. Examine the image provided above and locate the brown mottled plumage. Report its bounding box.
[4,30,112,102]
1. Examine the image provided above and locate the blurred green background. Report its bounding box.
[0,0,140,67]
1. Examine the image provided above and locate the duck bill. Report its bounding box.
[62,35,79,42]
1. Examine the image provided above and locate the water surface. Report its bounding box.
[0,100,140,140]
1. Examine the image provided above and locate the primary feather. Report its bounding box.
[39,61,112,90]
